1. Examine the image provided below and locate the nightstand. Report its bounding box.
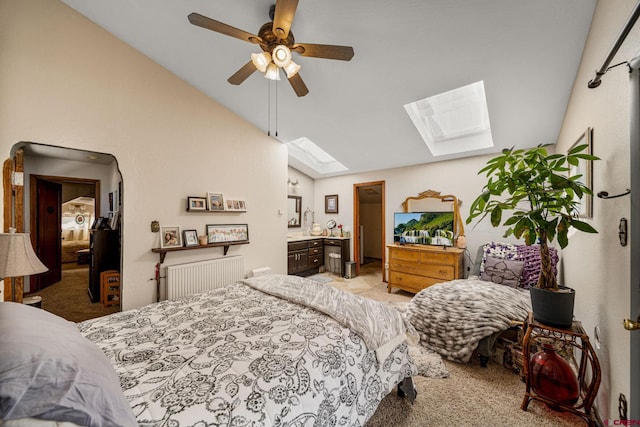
[520,312,601,426]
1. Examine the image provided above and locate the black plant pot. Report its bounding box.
[529,286,575,329]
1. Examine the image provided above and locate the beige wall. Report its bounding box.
[556,0,639,419]
[0,0,288,309]
[314,1,638,417]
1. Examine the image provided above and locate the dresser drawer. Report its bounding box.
[308,246,323,256]
[309,239,323,248]
[389,259,454,280]
[419,251,455,265]
[308,254,323,267]
[389,247,420,262]
[288,241,308,251]
[389,271,441,293]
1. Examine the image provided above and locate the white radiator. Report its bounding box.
[166,256,244,300]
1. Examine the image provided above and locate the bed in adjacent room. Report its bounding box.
[0,274,417,426]
[61,229,89,263]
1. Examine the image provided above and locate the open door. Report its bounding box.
[31,179,62,291]
[628,56,640,421]
[353,181,385,280]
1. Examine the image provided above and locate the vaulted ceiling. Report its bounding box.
[60,0,596,178]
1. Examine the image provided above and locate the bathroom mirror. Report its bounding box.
[288,196,301,228]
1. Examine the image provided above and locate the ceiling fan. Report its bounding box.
[188,0,354,97]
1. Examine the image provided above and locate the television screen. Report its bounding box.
[393,211,455,246]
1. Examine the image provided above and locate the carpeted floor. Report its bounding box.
[318,261,584,426]
[29,263,120,323]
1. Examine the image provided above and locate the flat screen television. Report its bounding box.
[393,211,455,246]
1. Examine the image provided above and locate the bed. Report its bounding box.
[0,274,417,426]
[406,241,558,370]
[61,229,89,263]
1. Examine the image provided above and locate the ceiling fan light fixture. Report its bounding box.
[272,45,292,67]
[251,52,271,73]
[284,60,301,78]
[265,63,281,80]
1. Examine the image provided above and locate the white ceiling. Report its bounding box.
[59,0,596,178]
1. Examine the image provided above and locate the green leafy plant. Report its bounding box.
[466,144,599,290]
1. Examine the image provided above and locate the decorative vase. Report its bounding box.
[530,343,579,405]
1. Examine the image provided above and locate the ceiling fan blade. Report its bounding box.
[228,61,258,85]
[272,0,299,40]
[292,43,354,61]
[288,73,309,97]
[188,13,262,44]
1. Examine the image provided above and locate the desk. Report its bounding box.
[520,313,601,426]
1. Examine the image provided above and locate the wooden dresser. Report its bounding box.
[387,244,464,293]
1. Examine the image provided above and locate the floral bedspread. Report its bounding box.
[78,276,416,427]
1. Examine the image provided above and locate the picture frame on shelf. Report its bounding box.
[325,194,339,213]
[206,224,249,244]
[187,196,208,212]
[207,193,225,211]
[182,229,199,247]
[160,226,182,248]
[568,127,593,218]
[225,199,247,212]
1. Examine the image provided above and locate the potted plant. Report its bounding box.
[466,144,598,328]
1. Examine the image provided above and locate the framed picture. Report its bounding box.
[207,193,225,211]
[182,229,199,247]
[109,211,119,230]
[108,192,114,211]
[568,127,593,218]
[206,224,249,244]
[187,196,208,212]
[325,194,339,213]
[225,199,247,211]
[160,226,182,248]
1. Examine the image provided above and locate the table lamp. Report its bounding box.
[0,231,48,302]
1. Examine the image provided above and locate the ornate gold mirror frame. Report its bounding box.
[401,189,465,238]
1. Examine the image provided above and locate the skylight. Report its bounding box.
[404,81,494,157]
[285,137,348,175]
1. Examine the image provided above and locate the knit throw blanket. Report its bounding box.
[406,279,531,363]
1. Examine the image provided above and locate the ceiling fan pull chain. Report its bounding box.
[267,80,271,136]
[275,79,278,137]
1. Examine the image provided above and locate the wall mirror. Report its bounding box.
[398,190,464,246]
[288,196,301,228]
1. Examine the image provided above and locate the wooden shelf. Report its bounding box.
[152,241,249,263]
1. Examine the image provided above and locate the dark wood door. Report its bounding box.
[33,179,62,291]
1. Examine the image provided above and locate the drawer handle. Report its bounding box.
[313,259,319,263]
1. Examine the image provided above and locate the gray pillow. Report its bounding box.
[0,302,136,427]
[480,256,525,288]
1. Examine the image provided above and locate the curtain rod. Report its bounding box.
[588,1,640,89]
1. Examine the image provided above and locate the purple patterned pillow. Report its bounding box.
[479,242,558,289]
[516,244,558,289]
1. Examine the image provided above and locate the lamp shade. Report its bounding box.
[251,52,271,73]
[284,60,301,78]
[272,45,292,67]
[264,63,281,80]
[0,233,48,278]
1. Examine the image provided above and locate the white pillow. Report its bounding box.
[0,303,136,426]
